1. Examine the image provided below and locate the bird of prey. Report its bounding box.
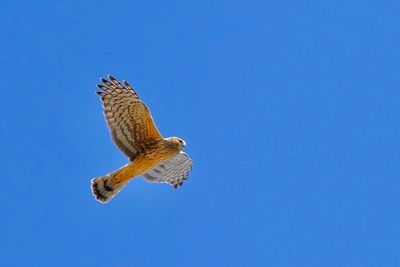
[91,75,193,203]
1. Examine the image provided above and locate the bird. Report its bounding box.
[91,75,193,203]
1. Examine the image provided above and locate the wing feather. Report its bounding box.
[97,75,162,160]
[143,152,193,188]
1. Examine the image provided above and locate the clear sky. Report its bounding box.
[1,0,399,266]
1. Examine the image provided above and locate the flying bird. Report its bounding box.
[91,75,193,203]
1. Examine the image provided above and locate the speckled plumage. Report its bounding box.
[91,75,193,203]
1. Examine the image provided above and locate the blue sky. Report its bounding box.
[1,0,399,266]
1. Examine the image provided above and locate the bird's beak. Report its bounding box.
[182,140,186,147]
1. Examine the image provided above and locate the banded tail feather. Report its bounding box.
[91,175,127,203]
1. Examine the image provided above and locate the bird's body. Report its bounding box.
[102,139,181,185]
[119,145,178,181]
[91,76,193,203]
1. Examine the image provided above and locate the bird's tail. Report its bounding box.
[91,175,127,203]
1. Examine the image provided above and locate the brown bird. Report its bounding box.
[91,75,193,203]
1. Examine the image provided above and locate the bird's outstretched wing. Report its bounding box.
[96,75,162,161]
[143,152,193,188]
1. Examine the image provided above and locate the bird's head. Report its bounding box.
[166,137,186,150]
